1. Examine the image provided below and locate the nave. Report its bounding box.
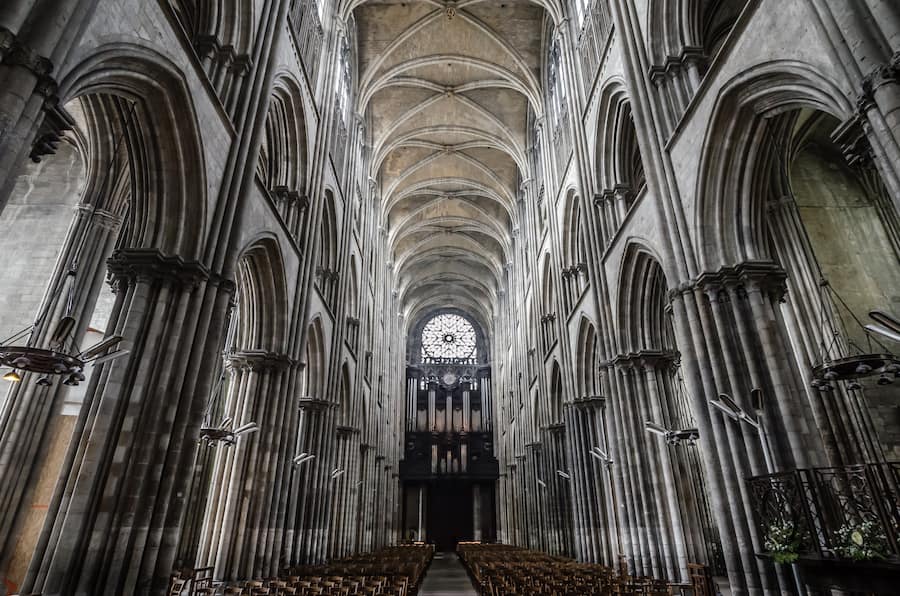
[0,0,899,595]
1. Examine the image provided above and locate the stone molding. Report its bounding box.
[106,249,235,295]
[75,203,124,232]
[648,46,706,85]
[670,260,788,303]
[0,27,58,106]
[858,51,900,114]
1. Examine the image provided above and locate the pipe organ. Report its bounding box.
[400,364,498,550]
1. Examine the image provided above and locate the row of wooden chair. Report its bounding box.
[169,545,434,596]
[457,544,673,596]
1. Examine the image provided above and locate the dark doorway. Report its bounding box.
[427,480,474,551]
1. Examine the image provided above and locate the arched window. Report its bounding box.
[573,0,590,28]
[420,313,477,363]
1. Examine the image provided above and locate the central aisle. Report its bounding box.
[419,552,478,596]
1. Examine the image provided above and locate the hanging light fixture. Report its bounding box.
[199,418,259,447]
[0,104,138,387]
[2,370,22,383]
[0,319,128,387]
[196,303,261,447]
[809,279,899,391]
[644,420,699,446]
[588,445,613,466]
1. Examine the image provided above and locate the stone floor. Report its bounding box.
[418,552,478,596]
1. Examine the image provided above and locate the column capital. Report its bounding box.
[76,203,124,232]
[3,34,58,106]
[107,249,217,288]
[858,51,900,114]
[229,54,253,76]
[687,260,787,302]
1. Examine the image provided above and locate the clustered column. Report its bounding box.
[196,350,296,580]
[20,248,233,595]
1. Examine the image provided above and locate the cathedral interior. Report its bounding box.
[0,0,898,595]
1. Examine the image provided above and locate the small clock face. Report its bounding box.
[442,372,458,386]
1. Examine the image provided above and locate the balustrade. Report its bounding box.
[748,463,900,563]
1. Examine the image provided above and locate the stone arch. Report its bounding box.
[561,189,587,267]
[347,255,360,319]
[258,74,309,195]
[318,189,338,273]
[574,316,602,398]
[303,316,327,401]
[339,361,353,422]
[694,60,854,270]
[617,242,672,354]
[560,189,588,312]
[540,253,555,316]
[594,80,644,199]
[58,43,208,258]
[232,236,290,353]
[169,0,257,54]
[316,189,340,308]
[549,360,564,424]
[0,47,211,593]
[192,236,293,580]
[647,0,746,66]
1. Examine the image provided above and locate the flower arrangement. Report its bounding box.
[764,519,803,564]
[833,519,889,561]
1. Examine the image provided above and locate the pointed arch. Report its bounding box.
[575,316,602,398]
[168,0,257,55]
[258,75,309,194]
[339,361,353,422]
[693,60,854,270]
[595,79,645,198]
[540,253,555,316]
[549,360,564,425]
[58,43,208,258]
[318,189,339,274]
[233,237,289,352]
[647,0,746,67]
[617,243,673,354]
[561,189,587,267]
[302,316,327,400]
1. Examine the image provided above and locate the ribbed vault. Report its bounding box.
[353,0,546,342]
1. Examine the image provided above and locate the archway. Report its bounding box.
[401,310,497,551]
[0,44,212,595]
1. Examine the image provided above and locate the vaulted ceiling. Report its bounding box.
[352,0,547,336]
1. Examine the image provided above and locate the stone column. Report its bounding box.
[292,396,333,564]
[17,249,231,595]
[0,0,105,204]
[0,204,121,566]
[196,350,294,580]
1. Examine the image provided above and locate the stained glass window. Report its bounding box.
[421,314,477,361]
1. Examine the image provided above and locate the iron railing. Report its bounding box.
[748,462,900,561]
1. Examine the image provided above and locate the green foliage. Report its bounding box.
[833,519,889,562]
[764,519,802,564]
